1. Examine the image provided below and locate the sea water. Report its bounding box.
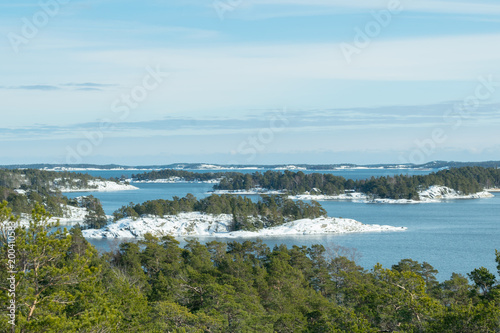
[65,168,500,280]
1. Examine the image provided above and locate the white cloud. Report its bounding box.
[76,33,500,82]
[2,33,500,127]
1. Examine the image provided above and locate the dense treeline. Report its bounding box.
[2,203,500,332]
[214,167,500,200]
[132,169,227,182]
[113,194,326,231]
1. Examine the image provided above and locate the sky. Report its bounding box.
[1,0,500,165]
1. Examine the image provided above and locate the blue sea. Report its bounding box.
[65,168,500,281]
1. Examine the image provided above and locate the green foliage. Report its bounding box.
[80,195,108,229]
[468,267,497,299]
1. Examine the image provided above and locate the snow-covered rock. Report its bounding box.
[229,217,406,237]
[289,192,368,201]
[418,185,494,201]
[274,165,307,170]
[82,212,406,239]
[83,212,234,238]
[17,204,90,227]
[56,180,139,192]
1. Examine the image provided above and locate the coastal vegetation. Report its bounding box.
[1,203,500,332]
[113,194,326,231]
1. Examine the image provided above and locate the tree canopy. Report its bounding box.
[2,202,500,331]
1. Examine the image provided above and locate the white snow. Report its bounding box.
[55,180,139,192]
[274,165,307,170]
[83,212,234,238]
[417,185,494,201]
[230,217,406,237]
[17,204,91,227]
[289,192,368,201]
[56,205,90,224]
[212,188,287,195]
[194,165,263,170]
[82,212,406,239]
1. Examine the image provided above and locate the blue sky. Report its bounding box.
[1,0,500,165]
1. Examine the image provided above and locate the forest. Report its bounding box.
[113,194,326,231]
[213,167,500,200]
[1,202,500,332]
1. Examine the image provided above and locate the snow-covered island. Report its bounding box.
[289,185,494,203]
[53,179,139,192]
[82,212,406,239]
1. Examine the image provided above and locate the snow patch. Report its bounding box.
[212,188,287,195]
[17,204,90,227]
[418,185,494,201]
[274,165,307,170]
[56,180,139,192]
[289,192,368,201]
